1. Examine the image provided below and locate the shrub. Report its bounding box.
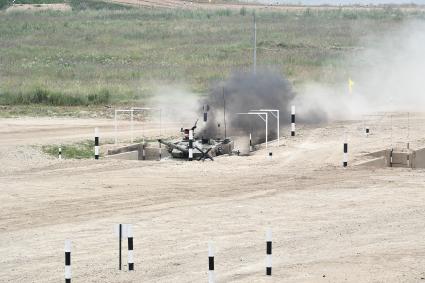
[0,88,110,106]
[0,0,11,9]
[240,7,246,16]
[42,140,97,159]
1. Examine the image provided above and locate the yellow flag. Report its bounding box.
[348,78,354,94]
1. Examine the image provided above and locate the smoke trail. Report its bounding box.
[295,21,425,121]
[198,69,326,143]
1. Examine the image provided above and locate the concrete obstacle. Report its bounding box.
[359,146,425,168]
[343,142,348,167]
[94,127,99,160]
[266,229,272,276]
[208,243,214,283]
[106,143,169,161]
[127,224,134,271]
[291,105,295,137]
[65,240,71,283]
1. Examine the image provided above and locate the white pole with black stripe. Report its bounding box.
[291,105,296,137]
[127,224,134,271]
[343,141,348,167]
[249,132,252,151]
[266,229,272,276]
[65,240,71,283]
[203,105,208,122]
[94,127,99,160]
[159,142,162,161]
[142,144,146,160]
[188,130,194,161]
[59,146,62,160]
[208,242,214,283]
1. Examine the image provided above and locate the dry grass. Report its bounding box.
[0,3,424,108]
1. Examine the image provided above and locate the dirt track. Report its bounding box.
[1,114,425,282]
[108,0,425,11]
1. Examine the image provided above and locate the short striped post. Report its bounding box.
[407,151,410,167]
[266,229,272,276]
[268,152,272,159]
[203,105,208,122]
[142,144,146,160]
[208,242,214,283]
[159,141,162,161]
[65,240,71,283]
[390,148,393,167]
[291,105,296,137]
[249,133,252,151]
[343,142,348,167]
[119,224,122,270]
[94,127,99,160]
[59,146,62,160]
[365,127,370,137]
[188,130,193,161]
[127,224,134,271]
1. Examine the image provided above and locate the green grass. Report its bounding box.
[0,87,110,105]
[0,0,10,9]
[69,0,133,11]
[14,0,65,4]
[1,4,425,110]
[42,140,97,159]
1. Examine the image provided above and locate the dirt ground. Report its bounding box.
[6,4,71,12]
[109,0,425,12]
[1,113,425,282]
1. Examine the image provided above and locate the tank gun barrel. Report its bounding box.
[158,139,189,153]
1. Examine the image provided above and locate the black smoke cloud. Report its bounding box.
[198,70,325,143]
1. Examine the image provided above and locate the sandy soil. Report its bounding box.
[1,113,425,282]
[6,3,71,12]
[108,0,425,12]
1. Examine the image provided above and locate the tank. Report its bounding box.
[158,120,233,161]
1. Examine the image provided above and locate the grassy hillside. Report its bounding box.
[0,3,424,109]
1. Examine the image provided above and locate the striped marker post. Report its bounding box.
[266,229,272,276]
[365,127,370,137]
[159,141,162,161]
[291,105,296,137]
[407,151,410,167]
[65,240,71,283]
[249,133,252,151]
[203,105,208,122]
[59,146,62,160]
[268,152,272,159]
[94,127,99,160]
[343,142,348,167]
[119,224,122,270]
[390,148,393,167]
[127,224,134,271]
[208,243,214,283]
[142,144,146,160]
[188,130,193,161]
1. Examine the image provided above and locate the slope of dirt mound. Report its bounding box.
[108,0,425,11]
[6,3,71,12]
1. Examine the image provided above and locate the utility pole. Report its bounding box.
[253,13,257,74]
[223,87,227,139]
